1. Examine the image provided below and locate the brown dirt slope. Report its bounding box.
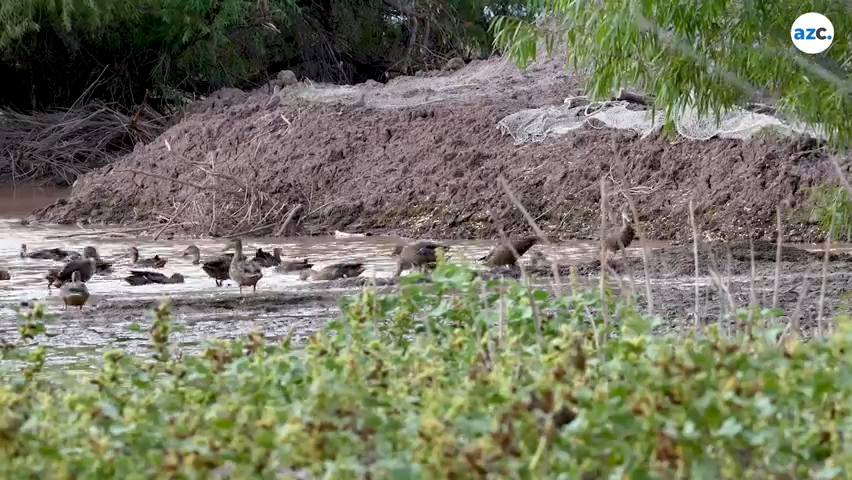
[30,57,834,242]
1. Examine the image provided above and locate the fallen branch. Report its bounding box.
[46,224,164,239]
[274,204,303,237]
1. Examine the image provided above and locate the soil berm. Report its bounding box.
[30,56,835,243]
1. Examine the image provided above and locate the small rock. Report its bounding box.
[277,70,298,86]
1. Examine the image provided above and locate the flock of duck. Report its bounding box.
[0,208,636,310]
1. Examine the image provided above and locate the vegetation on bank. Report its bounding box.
[2,260,852,477]
[0,0,529,112]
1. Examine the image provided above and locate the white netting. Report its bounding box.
[497,97,826,145]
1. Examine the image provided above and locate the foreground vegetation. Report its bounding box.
[1,260,851,477]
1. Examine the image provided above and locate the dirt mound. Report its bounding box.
[31,56,834,243]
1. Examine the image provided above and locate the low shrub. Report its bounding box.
[0,261,850,478]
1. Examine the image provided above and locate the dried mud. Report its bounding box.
[28,56,835,244]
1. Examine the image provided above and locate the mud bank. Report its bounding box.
[28,58,837,243]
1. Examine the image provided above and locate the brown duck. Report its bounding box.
[20,244,79,261]
[391,241,451,276]
[299,262,365,281]
[0,270,9,280]
[128,247,167,268]
[47,247,106,289]
[60,270,89,310]
[253,248,282,268]
[224,238,264,297]
[125,270,186,286]
[49,257,97,290]
[480,236,539,268]
[602,208,635,258]
[275,259,314,273]
[183,245,234,287]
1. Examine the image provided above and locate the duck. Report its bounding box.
[83,246,114,274]
[391,241,451,276]
[128,246,167,268]
[20,244,79,261]
[47,256,97,290]
[299,261,365,281]
[124,270,186,286]
[480,236,539,268]
[602,207,635,258]
[60,270,89,310]
[224,238,264,297]
[0,270,9,280]
[183,245,235,287]
[253,247,282,267]
[275,259,314,273]
[182,245,203,265]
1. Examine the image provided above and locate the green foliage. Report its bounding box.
[491,0,852,149]
[3,261,852,476]
[808,183,852,242]
[0,0,529,111]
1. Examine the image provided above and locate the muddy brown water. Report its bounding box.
[3,186,852,368]
[0,188,664,367]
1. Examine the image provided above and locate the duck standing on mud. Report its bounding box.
[20,244,79,261]
[391,241,451,276]
[183,245,234,287]
[224,239,264,298]
[602,207,635,260]
[128,246,168,268]
[480,236,539,268]
[60,270,89,310]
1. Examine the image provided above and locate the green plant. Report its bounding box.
[807,183,852,242]
[491,0,852,149]
[2,260,852,477]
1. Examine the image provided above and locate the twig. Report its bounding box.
[274,204,303,237]
[776,269,813,347]
[497,176,564,294]
[688,200,701,333]
[772,207,783,309]
[817,221,834,339]
[747,233,757,338]
[610,137,653,315]
[598,178,610,336]
[46,224,164,239]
